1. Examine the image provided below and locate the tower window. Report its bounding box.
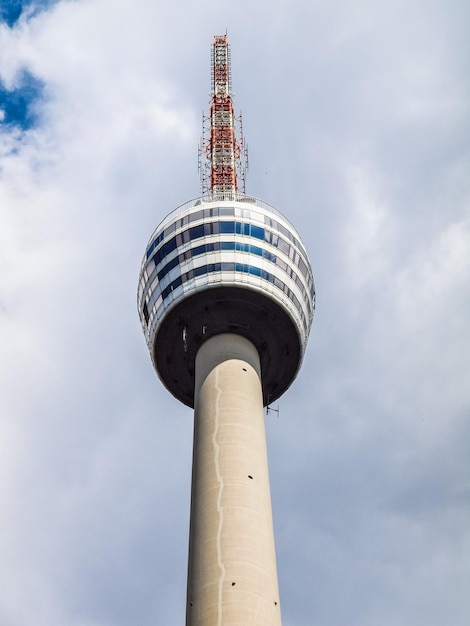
[143,302,149,324]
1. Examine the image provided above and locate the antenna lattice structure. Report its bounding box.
[199,34,248,200]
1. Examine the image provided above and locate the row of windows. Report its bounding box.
[147,239,314,314]
[144,262,308,333]
[147,220,311,287]
[146,207,238,259]
[145,204,306,262]
[155,241,276,281]
[148,221,262,267]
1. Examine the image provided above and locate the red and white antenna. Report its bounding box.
[199,34,248,200]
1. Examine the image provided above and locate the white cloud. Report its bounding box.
[342,163,395,288]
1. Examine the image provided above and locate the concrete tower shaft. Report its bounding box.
[187,334,281,625]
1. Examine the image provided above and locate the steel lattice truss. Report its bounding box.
[199,35,248,200]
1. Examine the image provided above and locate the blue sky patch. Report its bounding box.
[0,0,59,27]
[0,71,45,130]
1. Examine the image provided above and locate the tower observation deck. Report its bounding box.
[138,35,315,626]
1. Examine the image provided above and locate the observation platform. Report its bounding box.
[137,196,315,407]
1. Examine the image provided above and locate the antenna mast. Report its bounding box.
[199,34,248,201]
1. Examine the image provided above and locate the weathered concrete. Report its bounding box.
[186,334,282,626]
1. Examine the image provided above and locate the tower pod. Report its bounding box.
[137,196,315,407]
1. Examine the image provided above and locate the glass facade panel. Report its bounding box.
[251,225,264,240]
[191,224,204,239]
[220,221,235,234]
[191,209,204,222]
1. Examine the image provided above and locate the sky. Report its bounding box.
[0,0,469,625]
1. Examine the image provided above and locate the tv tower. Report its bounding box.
[138,35,315,625]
